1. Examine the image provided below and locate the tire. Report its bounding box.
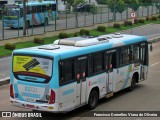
[87,89,99,110]
[44,18,48,26]
[128,75,136,91]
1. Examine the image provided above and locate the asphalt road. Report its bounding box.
[0,57,11,79]
[0,40,160,120]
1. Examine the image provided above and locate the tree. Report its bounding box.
[107,0,126,21]
[156,2,160,12]
[126,0,140,11]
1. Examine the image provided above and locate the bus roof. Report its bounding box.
[18,1,56,7]
[14,34,147,59]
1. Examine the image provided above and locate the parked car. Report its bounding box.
[74,3,95,12]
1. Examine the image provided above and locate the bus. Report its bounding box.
[10,33,149,112]
[3,1,58,29]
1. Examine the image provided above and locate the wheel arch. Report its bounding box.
[132,72,139,83]
[87,86,100,104]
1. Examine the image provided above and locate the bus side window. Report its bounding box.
[42,5,46,12]
[59,59,74,85]
[31,6,37,14]
[36,5,41,13]
[133,45,140,61]
[52,4,56,11]
[93,52,104,73]
[120,47,129,65]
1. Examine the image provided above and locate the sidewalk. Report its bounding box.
[0,24,160,86]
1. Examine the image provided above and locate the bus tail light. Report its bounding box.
[10,84,14,98]
[49,89,55,104]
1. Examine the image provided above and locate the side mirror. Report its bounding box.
[150,43,153,52]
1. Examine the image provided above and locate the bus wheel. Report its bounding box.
[128,75,136,91]
[44,18,48,26]
[87,89,98,110]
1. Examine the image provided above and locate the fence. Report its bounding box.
[0,4,160,40]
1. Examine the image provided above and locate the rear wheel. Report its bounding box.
[87,90,98,110]
[128,75,136,91]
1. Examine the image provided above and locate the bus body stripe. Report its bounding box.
[32,14,39,25]
[122,65,131,89]
[37,13,43,24]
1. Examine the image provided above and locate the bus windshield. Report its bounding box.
[7,9,19,16]
[13,54,53,83]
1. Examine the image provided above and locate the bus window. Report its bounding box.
[32,6,37,14]
[133,45,140,61]
[36,5,41,13]
[59,59,74,85]
[120,47,130,65]
[13,54,53,83]
[42,5,47,12]
[52,4,56,11]
[106,51,116,72]
[93,52,103,73]
[75,58,87,83]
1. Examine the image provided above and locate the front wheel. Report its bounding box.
[128,75,136,91]
[87,90,98,110]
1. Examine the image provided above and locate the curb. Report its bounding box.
[0,77,10,86]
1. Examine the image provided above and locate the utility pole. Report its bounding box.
[23,0,27,35]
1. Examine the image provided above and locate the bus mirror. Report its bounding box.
[150,43,153,52]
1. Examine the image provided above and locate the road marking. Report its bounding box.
[151,62,160,67]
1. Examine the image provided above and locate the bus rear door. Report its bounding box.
[75,56,88,107]
[105,51,115,94]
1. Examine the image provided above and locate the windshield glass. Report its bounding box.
[13,54,53,83]
[7,9,19,16]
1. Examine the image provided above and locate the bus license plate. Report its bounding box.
[26,104,35,109]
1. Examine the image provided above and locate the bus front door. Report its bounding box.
[75,57,87,107]
[140,42,148,80]
[105,51,115,94]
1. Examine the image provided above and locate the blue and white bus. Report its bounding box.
[10,33,149,112]
[3,1,58,29]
